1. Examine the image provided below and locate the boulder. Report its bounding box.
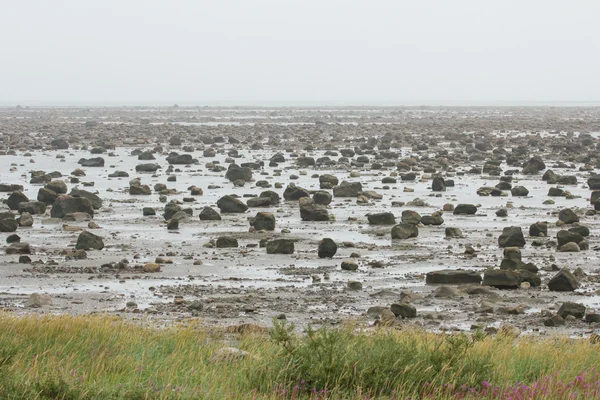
[0,219,18,232]
[75,231,104,250]
[69,189,102,209]
[259,190,280,205]
[482,269,520,289]
[587,174,600,190]
[247,197,271,207]
[17,212,34,227]
[250,212,275,231]
[420,215,444,225]
[391,222,418,239]
[78,157,105,167]
[559,242,580,252]
[522,156,545,174]
[0,184,24,192]
[558,208,579,224]
[135,163,161,173]
[318,238,337,258]
[548,269,580,291]
[108,170,130,178]
[557,302,586,319]
[166,153,196,165]
[477,186,503,196]
[511,186,529,196]
[529,222,548,237]
[6,191,29,210]
[401,210,421,225]
[266,239,294,254]
[367,212,396,225]
[45,180,67,194]
[37,188,58,205]
[453,204,477,215]
[425,270,482,285]
[313,191,333,205]
[390,303,417,318]
[216,237,238,248]
[130,183,151,195]
[557,230,583,248]
[341,260,358,271]
[283,184,310,201]
[51,196,94,219]
[498,226,526,248]
[299,198,329,221]
[431,176,446,191]
[18,201,46,215]
[445,227,463,238]
[5,242,31,254]
[217,195,248,213]
[225,164,253,182]
[333,181,363,197]
[319,174,339,189]
[199,207,222,221]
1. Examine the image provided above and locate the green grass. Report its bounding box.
[0,312,598,399]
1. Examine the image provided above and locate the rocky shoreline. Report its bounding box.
[1,105,600,337]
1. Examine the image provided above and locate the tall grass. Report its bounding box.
[0,312,598,399]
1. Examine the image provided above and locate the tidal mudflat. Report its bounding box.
[1,106,600,336]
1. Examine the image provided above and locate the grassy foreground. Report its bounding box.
[0,313,599,399]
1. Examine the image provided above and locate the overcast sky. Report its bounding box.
[1,0,599,106]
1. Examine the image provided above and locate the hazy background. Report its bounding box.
[1,0,599,106]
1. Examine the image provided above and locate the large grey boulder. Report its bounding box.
[51,196,94,219]
[391,222,418,239]
[75,231,104,250]
[217,195,248,213]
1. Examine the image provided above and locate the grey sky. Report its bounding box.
[1,0,599,106]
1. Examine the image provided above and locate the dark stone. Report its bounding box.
[558,208,579,224]
[69,189,102,209]
[299,198,329,221]
[420,215,444,225]
[51,196,94,219]
[425,270,482,285]
[333,181,363,197]
[431,176,446,191]
[78,157,105,167]
[453,204,477,215]
[313,191,332,205]
[557,230,583,248]
[37,188,58,205]
[135,164,161,173]
[318,238,337,258]
[511,186,529,196]
[367,212,396,225]
[18,201,46,215]
[529,222,548,237]
[390,303,417,318]
[548,269,580,291]
[283,184,310,201]
[5,242,31,255]
[6,191,29,210]
[498,226,526,248]
[0,219,18,232]
[557,302,586,319]
[250,212,275,231]
[166,153,196,165]
[482,269,520,289]
[391,222,418,239]
[217,195,248,213]
[199,207,222,221]
[75,231,104,250]
[216,236,238,248]
[266,239,294,254]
